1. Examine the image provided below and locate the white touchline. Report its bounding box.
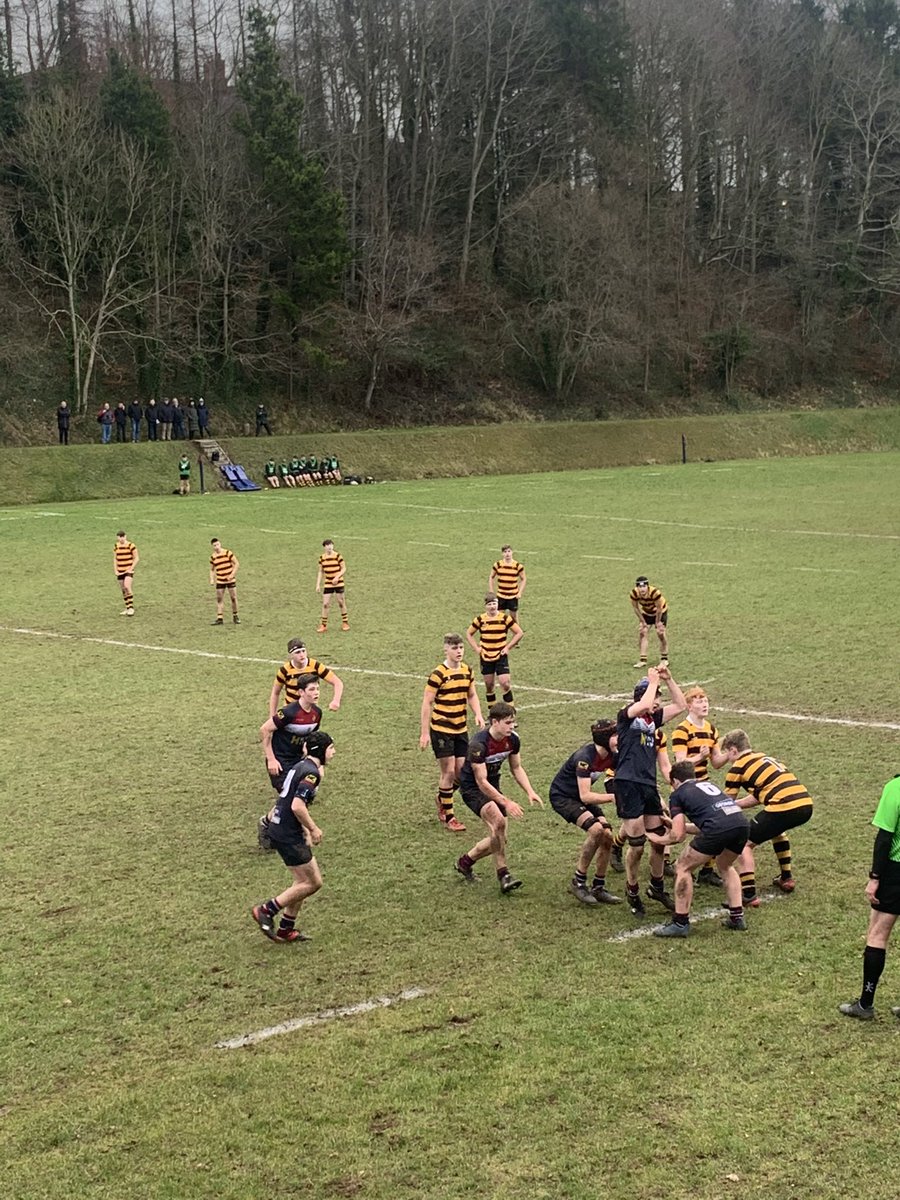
[606,893,785,943]
[1,626,896,730]
[216,986,432,1049]
[408,540,451,548]
[582,555,636,562]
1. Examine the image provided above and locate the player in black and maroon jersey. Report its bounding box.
[251,731,335,943]
[257,673,323,851]
[455,702,542,894]
[550,719,622,907]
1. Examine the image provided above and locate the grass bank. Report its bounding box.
[2,406,898,506]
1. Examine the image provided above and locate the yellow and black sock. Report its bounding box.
[740,870,756,899]
[438,787,454,820]
[772,835,792,878]
[124,591,133,608]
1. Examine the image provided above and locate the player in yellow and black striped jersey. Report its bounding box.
[209,538,240,624]
[113,531,139,616]
[419,634,485,831]
[269,637,344,717]
[466,594,524,705]
[488,545,526,613]
[629,575,669,669]
[721,729,814,904]
[316,538,348,632]
[671,688,730,885]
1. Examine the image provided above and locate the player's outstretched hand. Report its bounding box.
[527,792,544,808]
[503,797,524,819]
[646,666,660,685]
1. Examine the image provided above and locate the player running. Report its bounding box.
[455,703,542,894]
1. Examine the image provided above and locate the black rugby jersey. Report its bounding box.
[460,728,520,791]
[669,779,748,836]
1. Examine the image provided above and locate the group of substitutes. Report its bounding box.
[243,543,900,1022]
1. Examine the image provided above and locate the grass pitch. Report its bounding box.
[2,452,899,1200]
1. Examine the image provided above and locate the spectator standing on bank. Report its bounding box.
[186,400,199,439]
[159,397,173,441]
[172,397,185,440]
[56,401,70,445]
[197,398,210,437]
[146,398,159,441]
[129,400,143,442]
[114,402,127,442]
[97,403,114,444]
[255,404,272,435]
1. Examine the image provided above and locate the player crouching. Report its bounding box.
[648,761,750,938]
[549,719,622,906]
[251,732,334,943]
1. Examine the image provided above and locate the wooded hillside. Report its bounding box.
[2,1,900,425]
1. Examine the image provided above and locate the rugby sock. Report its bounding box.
[861,945,886,1007]
[278,912,296,933]
[485,691,496,704]
[772,835,792,878]
[261,898,283,918]
[497,867,510,882]
[574,870,588,889]
[649,874,665,893]
[502,690,514,703]
[591,875,606,891]
[124,590,134,609]
[674,912,690,926]
[739,870,756,898]
[458,853,474,873]
[437,787,454,820]
[729,905,744,920]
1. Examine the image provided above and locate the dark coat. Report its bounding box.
[56,406,70,429]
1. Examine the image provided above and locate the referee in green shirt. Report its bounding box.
[840,774,900,1020]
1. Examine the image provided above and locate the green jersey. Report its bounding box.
[290,458,302,473]
[178,457,190,478]
[872,775,900,863]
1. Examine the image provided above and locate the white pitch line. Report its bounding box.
[408,540,451,548]
[216,986,431,1049]
[0,512,65,521]
[368,500,900,541]
[683,560,737,568]
[606,893,784,942]
[516,696,608,712]
[1,626,896,730]
[582,555,636,562]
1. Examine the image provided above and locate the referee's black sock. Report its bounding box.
[861,945,886,1008]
